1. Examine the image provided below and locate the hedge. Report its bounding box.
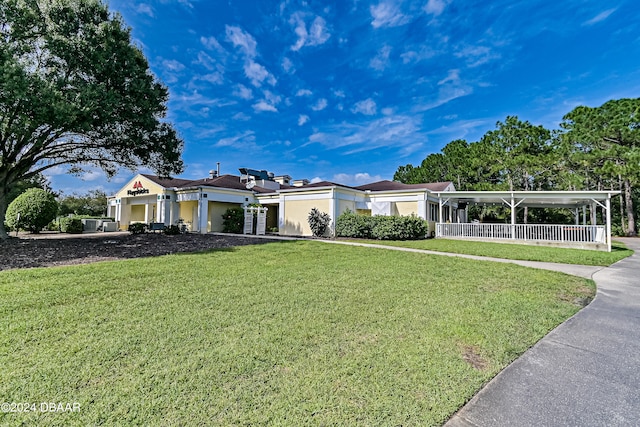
[336,210,428,240]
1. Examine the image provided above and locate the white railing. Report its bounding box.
[436,223,606,244]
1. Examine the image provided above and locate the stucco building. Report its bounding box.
[107,168,454,236]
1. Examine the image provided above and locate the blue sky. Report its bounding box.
[46,0,640,195]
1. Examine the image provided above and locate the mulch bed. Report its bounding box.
[0,233,282,271]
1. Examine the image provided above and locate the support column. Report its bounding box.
[144,204,150,224]
[510,195,516,240]
[582,206,587,225]
[198,194,208,233]
[418,194,427,220]
[575,208,579,226]
[606,196,612,252]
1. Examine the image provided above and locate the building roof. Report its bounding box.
[141,173,250,191]
[355,180,452,192]
[140,173,452,195]
[141,174,194,188]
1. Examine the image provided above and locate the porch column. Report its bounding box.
[157,197,163,223]
[418,194,427,220]
[198,194,209,233]
[582,206,587,225]
[438,196,443,238]
[606,195,612,252]
[144,204,150,224]
[575,208,579,225]
[510,195,516,240]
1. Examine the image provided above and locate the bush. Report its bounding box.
[5,188,59,233]
[163,225,181,235]
[335,209,374,238]
[308,208,332,237]
[371,215,429,240]
[222,207,244,234]
[335,210,428,240]
[128,223,147,234]
[60,217,84,234]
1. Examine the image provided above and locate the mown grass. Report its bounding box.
[0,241,594,426]
[346,238,632,266]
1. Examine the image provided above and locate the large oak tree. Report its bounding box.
[0,0,184,239]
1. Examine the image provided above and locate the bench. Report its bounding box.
[149,222,165,233]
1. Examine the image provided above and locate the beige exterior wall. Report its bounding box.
[395,201,418,216]
[179,201,198,231]
[130,205,145,222]
[208,202,239,232]
[114,175,166,199]
[337,199,356,217]
[282,198,330,236]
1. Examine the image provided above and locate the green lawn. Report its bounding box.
[0,241,594,426]
[346,238,632,266]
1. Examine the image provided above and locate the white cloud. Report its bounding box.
[290,13,331,51]
[438,69,460,85]
[216,131,255,147]
[352,98,377,115]
[381,107,394,115]
[194,51,217,71]
[370,45,392,71]
[233,84,253,100]
[253,91,281,112]
[310,176,323,184]
[253,101,277,112]
[298,114,310,126]
[423,0,451,16]
[309,16,331,46]
[296,88,312,97]
[311,98,328,111]
[244,60,277,87]
[161,58,185,72]
[454,45,500,68]
[307,114,424,154]
[332,173,383,186]
[232,112,251,121]
[333,90,345,98]
[200,36,225,52]
[199,73,224,85]
[225,25,257,58]
[401,46,436,64]
[370,1,409,28]
[282,57,295,73]
[583,8,616,26]
[136,3,154,17]
[81,170,103,182]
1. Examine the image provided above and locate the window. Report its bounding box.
[429,203,439,222]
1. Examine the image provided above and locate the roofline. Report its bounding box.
[435,190,621,197]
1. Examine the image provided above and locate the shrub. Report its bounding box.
[163,225,181,235]
[335,209,374,238]
[308,208,332,237]
[60,217,83,234]
[222,207,244,233]
[5,188,59,233]
[335,210,428,240]
[371,215,429,240]
[128,223,147,234]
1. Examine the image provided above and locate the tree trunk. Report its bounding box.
[619,175,627,234]
[624,179,637,237]
[0,190,9,240]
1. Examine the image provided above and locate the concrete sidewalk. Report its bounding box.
[445,237,640,427]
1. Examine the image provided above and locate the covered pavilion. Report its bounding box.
[434,190,621,252]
